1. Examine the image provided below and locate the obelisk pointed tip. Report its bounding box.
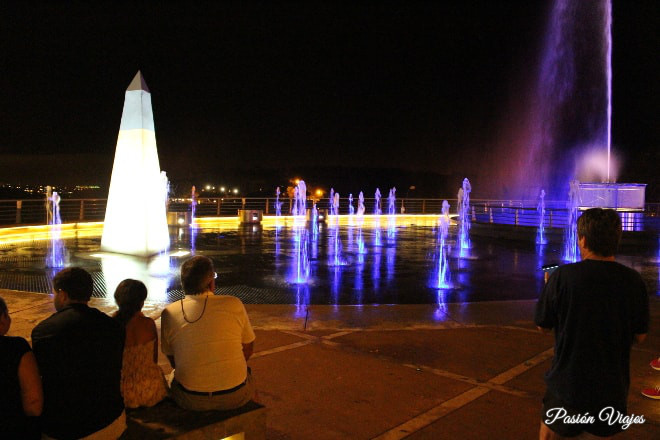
[127,71,150,92]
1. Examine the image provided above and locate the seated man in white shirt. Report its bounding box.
[161,256,256,411]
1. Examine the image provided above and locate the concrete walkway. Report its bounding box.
[2,289,658,439]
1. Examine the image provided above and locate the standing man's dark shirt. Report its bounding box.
[535,260,649,411]
[32,303,125,439]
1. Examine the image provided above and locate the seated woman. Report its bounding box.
[113,279,168,408]
[0,296,43,439]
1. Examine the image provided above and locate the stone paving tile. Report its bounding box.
[332,327,554,383]
[250,342,473,440]
[443,300,539,326]
[503,358,551,396]
[405,390,540,440]
[254,330,310,353]
[1,288,52,312]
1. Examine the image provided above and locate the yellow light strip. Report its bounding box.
[0,214,457,244]
[0,222,104,244]
[193,214,454,230]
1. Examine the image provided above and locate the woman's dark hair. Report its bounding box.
[113,279,148,327]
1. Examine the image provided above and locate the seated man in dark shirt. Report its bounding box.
[32,267,126,439]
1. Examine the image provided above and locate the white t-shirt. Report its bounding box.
[161,293,255,392]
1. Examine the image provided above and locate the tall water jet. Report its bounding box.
[190,185,196,223]
[493,0,616,198]
[292,180,307,216]
[458,178,471,258]
[189,184,197,253]
[332,192,340,228]
[102,71,170,256]
[46,186,65,268]
[432,200,451,289]
[563,180,580,262]
[348,193,355,216]
[275,187,282,216]
[387,187,396,215]
[387,187,396,239]
[374,188,382,215]
[329,188,335,215]
[357,192,365,216]
[536,189,547,245]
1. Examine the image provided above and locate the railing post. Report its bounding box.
[471,206,476,221]
[549,211,553,228]
[422,199,426,214]
[216,199,221,216]
[514,209,519,225]
[79,200,85,221]
[489,208,493,223]
[16,200,22,224]
[241,198,246,209]
[265,198,269,214]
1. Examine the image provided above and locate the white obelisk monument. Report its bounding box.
[101,71,170,256]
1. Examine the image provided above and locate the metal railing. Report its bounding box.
[1,197,658,232]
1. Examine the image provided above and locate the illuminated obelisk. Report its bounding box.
[101,71,170,256]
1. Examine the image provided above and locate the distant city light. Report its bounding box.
[315,189,323,196]
[233,188,239,194]
[205,184,211,190]
[220,186,226,192]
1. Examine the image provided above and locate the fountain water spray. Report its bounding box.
[357,192,365,216]
[458,178,471,258]
[563,180,580,262]
[374,188,382,215]
[536,189,548,245]
[46,186,65,268]
[275,187,282,216]
[292,181,307,216]
[387,187,396,239]
[329,188,335,215]
[348,194,354,215]
[433,200,452,289]
[190,185,196,223]
[388,187,396,215]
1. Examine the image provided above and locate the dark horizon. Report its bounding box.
[1,1,658,199]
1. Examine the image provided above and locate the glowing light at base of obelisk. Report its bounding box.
[101,71,170,257]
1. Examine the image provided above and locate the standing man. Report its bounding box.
[32,268,125,439]
[535,208,649,439]
[162,256,256,411]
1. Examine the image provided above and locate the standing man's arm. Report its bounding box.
[534,271,558,333]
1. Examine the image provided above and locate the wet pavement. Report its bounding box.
[2,289,658,439]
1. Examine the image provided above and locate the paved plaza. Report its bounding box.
[3,289,658,439]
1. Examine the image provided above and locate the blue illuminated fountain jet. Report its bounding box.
[431,200,452,289]
[46,186,65,268]
[458,178,471,258]
[536,189,548,245]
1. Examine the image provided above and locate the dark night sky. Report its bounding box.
[0,1,657,196]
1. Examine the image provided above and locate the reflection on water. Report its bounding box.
[0,223,656,304]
